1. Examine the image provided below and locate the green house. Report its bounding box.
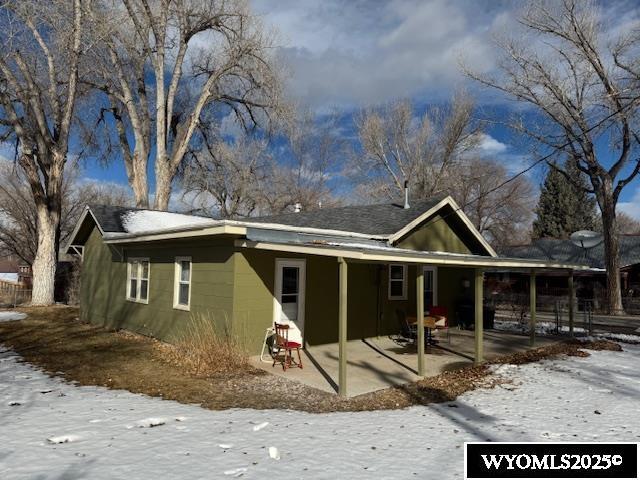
[66,195,584,395]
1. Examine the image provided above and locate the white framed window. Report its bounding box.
[388,264,407,300]
[173,256,192,311]
[126,258,150,303]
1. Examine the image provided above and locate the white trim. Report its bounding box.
[126,257,150,304]
[173,256,192,311]
[423,266,438,308]
[388,264,408,300]
[388,196,498,257]
[234,240,589,270]
[273,258,306,342]
[65,206,106,253]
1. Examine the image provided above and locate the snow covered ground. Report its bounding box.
[0,312,27,322]
[0,273,18,283]
[1,344,639,479]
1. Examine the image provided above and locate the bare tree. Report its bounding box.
[181,133,272,218]
[464,0,640,314]
[181,108,340,217]
[353,92,480,200]
[0,0,85,305]
[0,160,132,265]
[615,212,640,235]
[454,159,534,247]
[85,0,286,209]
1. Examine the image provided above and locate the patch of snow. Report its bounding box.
[128,417,168,428]
[121,210,215,235]
[0,311,27,322]
[268,446,280,460]
[594,332,640,344]
[494,319,585,335]
[252,421,269,432]
[47,434,82,444]
[0,272,18,283]
[2,344,640,478]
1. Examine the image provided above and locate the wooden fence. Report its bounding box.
[0,280,31,307]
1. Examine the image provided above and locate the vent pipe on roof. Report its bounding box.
[294,202,302,213]
[403,180,410,209]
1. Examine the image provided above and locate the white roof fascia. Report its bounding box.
[387,196,498,258]
[234,240,589,270]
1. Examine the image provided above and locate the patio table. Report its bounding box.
[406,315,441,345]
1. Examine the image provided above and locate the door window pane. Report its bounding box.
[282,267,299,295]
[390,265,404,280]
[390,281,404,298]
[140,280,148,300]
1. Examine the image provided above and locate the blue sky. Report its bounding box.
[78,0,640,218]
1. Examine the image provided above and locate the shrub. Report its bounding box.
[161,312,249,376]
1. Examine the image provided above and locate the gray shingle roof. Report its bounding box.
[88,204,144,233]
[247,196,447,235]
[501,237,640,269]
[87,196,447,237]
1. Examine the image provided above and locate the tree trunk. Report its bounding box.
[600,193,624,315]
[153,160,173,211]
[30,203,60,306]
[132,149,149,208]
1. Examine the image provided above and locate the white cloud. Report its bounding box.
[253,0,511,108]
[476,133,508,155]
[618,185,640,220]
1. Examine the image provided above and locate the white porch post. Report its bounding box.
[474,268,483,365]
[416,265,425,376]
[530,270,537,347]
[338,257,348,396]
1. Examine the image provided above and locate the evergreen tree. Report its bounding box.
[532,159,598,239]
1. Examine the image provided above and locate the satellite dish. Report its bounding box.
[570,230,603,249]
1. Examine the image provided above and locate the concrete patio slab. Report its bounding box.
[250,329,562,397]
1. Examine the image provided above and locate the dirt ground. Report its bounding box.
[0,306,622,413]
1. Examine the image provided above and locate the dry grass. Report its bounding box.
[0,306,625,413]
[154,313,250,377]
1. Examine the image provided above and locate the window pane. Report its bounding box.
[129,279,137,299]
[141,261,149,279]
[130,261,138,279]
[390,265,404,280]
[390,280,404,297]
[179,283,189,305]
[282,267,299,295]
[425,271,433,290]
[180,261,190,282]
[140,280,148,300]
[281,293,298,304]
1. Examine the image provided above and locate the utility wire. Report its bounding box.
[425,94,640,235]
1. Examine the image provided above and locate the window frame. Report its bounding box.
[388,263,408,301]
[173,256,192,311]
[126,257,150,304]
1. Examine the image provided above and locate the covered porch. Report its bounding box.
[252,324,563,396]
[240,239,586,396]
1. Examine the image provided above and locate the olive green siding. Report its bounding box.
[80,205,484,354]
[397,214,472,254]
[80,227,235,343]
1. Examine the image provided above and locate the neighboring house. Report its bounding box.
[66,196,585,394]
[0,257,20,284]
[499,236,640,310]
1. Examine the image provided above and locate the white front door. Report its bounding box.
[274,259,306,344]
